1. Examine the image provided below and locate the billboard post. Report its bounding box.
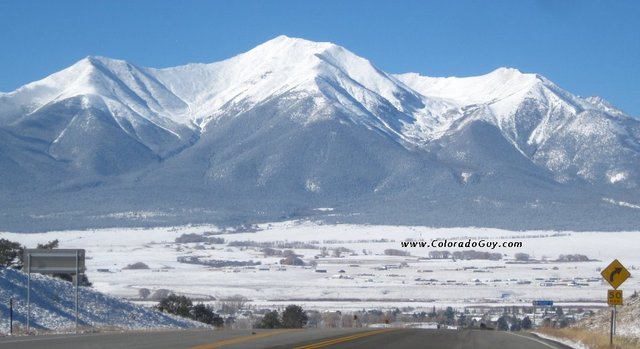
[23,249,86,334]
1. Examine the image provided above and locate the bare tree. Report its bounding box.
[139,288,151,300]
[321,312,342,328]
[218,295,248,314]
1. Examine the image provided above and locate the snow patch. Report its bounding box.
[305,179,321,193]
[532,332,589,349]
[607,171,627,184]
[461,172,473,184]
[603,198,640,210]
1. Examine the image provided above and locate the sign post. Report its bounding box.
[75,250,79,332]
[531,300,553,327]
[601,259,630,347]
[27,254,31,334]
[609,306,619,344]
[23,249,86,334]
[9,298,13,336]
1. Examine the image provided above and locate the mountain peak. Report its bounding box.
[230,35,345,73]
[584,95,626,116]
[484,66,540,85]
[394,66,541,109]
[486,67,543,84]
[490,66,523,75]
[75,55,139,74]
[81,55,118,64]
[257,35,337,51]
[491,66,532,75]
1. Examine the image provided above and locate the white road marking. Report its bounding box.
[508,332,563,349]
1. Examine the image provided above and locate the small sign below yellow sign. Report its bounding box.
[601,259,630,289]
[608,290,623,306]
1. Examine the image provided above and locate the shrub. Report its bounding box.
[452,250,502,260]
[150,289,172,301]
[156,294,224,326]
[157,294,193,318]
[123,262,150,270]
[175,233,225,244]
[384,249,410,256]
[191,303,224,327]
[139,288,151,300]
[52,273,92,287]
[37,239,59,250]
[0,238,23,268]
[331,247,353,257]
[280,256,304,266]
[557,254,590,262]
[497,316,509,331]
[428,250,451,259]
[177,256,260,268]
[263,248,282,257]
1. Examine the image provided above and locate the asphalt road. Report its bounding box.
[268,329,575,349]
[0,328,574,349]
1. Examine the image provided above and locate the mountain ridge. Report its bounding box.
[1,35,639,232]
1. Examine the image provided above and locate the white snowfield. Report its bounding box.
[2,221,638,313]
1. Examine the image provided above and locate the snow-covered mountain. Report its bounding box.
[1,35,639,231]
[395,69,640,185]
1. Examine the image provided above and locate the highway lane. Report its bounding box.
[0,328,574,349]
[271,329,576,349]
[0,328,362,349]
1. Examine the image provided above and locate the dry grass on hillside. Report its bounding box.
[536,327,640,349]
[536,292,640,349]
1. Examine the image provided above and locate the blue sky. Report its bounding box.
[1,0,638,116]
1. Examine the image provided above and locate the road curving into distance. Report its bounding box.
[0,328,574,349]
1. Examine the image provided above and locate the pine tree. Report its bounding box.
[282,304,308,328]
[258,310,282,329]
[157,294,193,318]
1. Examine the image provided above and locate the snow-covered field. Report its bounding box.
[2,221,638,312]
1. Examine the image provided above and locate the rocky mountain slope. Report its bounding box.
[1,36,638,231]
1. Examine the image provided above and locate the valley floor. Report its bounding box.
[2,221,638,313]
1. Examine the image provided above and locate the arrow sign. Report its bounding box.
[601,259,631,289]
[609,268,622,282]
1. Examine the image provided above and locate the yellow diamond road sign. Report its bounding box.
[601,259,630,289]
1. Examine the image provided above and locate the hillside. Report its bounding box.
[581,293,640,339]
[0,268,202,333]
[537,293,640,349]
